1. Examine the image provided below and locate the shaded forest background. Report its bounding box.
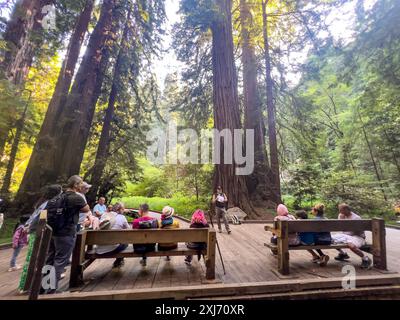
[0,0,399,220]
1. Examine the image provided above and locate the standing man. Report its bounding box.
[332,203,372,269]
[46,175,90,292]
[212,186,231,234]
[93,197,107,218]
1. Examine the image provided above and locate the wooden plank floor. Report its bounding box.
[1,215,399,298]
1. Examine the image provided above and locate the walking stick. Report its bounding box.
[206,210,226,275]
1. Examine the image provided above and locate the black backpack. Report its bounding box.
[134,219,158,253]
[138,219,158,229]
[46,193,69,233]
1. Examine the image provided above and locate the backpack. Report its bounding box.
[134,219,158,254]
[46,193,69,233]
[138,219,158,229]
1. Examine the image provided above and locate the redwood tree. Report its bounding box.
[240,0,274,206]
[14,0,117,213]
[211,0,255,216]
[86,8,132,205]
[1,0,53,86]
[262,0,281,203]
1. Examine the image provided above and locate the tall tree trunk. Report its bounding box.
[87,7,132,205]
[13,0,117,214]
[40,0,95,135]
[262,0,281,204]
[0,93,30,197]
[240,0,274,205]
[359,113,388,201]
[211,0,255,217]
[1,0,53,86]
[54,0,117,179]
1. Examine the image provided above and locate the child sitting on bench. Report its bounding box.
[158,206,180,261]
[296,205,331,267]
[271,204,300,246]
[184,209,209,265]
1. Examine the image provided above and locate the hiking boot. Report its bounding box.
[334,252,350,261]
[361,256,372,269]
[319,255,330,267]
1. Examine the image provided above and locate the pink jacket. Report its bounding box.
[13,225,28,248]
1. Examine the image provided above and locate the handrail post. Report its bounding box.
[371,218,387,270]
[277,220,289,275]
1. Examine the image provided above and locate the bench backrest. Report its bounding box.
[84,228,210,246]
[274,219,375,233]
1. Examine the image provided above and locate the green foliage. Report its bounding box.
[117,195,209,219]
[0,216,18,245]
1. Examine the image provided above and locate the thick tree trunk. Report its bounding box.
[0,95,30,197]
[54,0,116,179]
[13,0,116,214]
[86,8,131,205]
[1,0,53,86]
[211,0,256,217]
[240,0,274,205]
[40,0,94,135]
[262,0,281,204]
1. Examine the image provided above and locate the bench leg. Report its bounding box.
[206,230,216,280]
[277,221,289,275]
[372,218,387,270]
[69,232,87,288]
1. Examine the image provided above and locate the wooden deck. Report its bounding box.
[1,214,400,299]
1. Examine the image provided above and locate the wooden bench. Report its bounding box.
[70,228,217,288]
[264,218,387,275]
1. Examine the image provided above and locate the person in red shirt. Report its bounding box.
[132,203,158,266]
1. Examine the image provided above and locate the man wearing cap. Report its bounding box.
[77,182,99,230]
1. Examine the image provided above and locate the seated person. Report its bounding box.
[332,203,371,269]
[158,206,180,261]
[296,205,331,267]
[93,197,107,218]
[132,203,158,266]
[96,202,131,268]
[270,204,300,246]
[184,209,209,265]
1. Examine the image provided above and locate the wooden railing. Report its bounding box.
[20,210,52,300]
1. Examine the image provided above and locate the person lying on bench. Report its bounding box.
[132,203,159,266]
[271,204,300,246]
[332,203,372,269]
[185,209,209,265]
[158,206,180,261]
[96,202,131,269]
